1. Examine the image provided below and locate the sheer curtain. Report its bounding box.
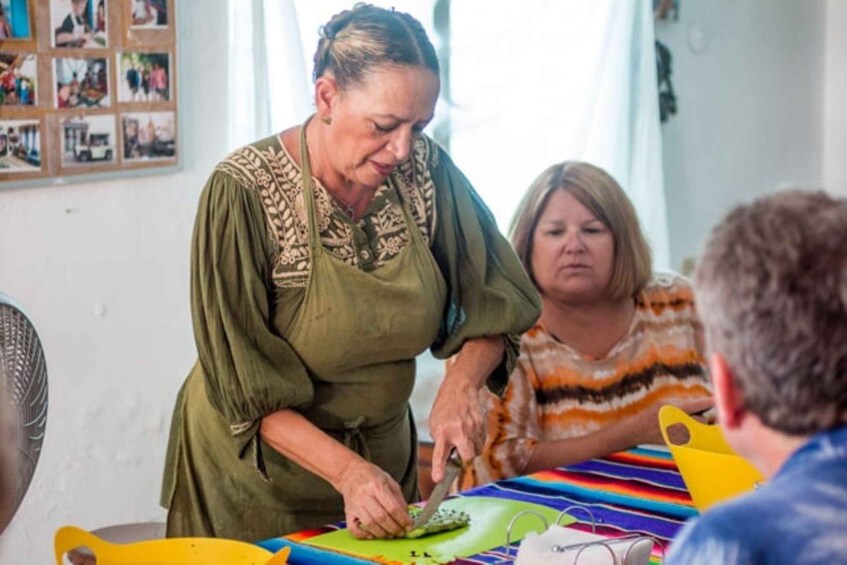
[226,0,312,148]
[447,0,669,267]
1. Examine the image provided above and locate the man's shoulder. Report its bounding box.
[667,494,770,564]
[668,468,847,565]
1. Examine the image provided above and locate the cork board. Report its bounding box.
[0,0,178,186]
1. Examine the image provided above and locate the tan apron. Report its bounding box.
[166,120,447,540]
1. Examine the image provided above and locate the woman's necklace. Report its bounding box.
[330,188,372,221]
[304,124,371,221]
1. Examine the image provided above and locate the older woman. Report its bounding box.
[161,5,540,542]
[462,161,712,487]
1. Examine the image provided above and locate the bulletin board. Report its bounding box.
[0,0,177,187]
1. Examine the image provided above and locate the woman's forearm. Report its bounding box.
[447,335,505,388]
[261,410,414,538]
[259,409,363,491]
[428,335,506,475]
[521,419,638,475]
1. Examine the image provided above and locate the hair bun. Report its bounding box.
[311,3,439,87]
[319,24,335,41]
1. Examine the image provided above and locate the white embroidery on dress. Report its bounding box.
[217,136,437,288]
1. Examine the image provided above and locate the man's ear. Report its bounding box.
[314,75,339,121]
[710,352,745,430]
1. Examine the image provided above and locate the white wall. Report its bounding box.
[656,0,825,270]
[0,1,843,563]
[825,0,847,197]
[0,1,230,562]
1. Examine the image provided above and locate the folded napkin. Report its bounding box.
[516,524,653,565]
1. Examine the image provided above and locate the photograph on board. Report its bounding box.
[117,52,170,102]
[0,53,37,106]
[0,119,41,173]
[130,0,167,29]
[51,0,108,48]
[59,113,117,166]
[122,111,175,161]
[54,56,110,109]
[0,0,32,39]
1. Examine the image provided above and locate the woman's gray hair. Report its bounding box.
[695,189,847,435]
[312,3,439,90]
[509,161,652,301]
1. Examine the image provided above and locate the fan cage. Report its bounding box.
[0,294,48,531]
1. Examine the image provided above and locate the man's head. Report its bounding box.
[695,190,847,452]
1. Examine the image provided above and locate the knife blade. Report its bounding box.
[412,455,462,529]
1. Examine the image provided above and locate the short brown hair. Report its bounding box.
[509,161,652,301]
[312,4,439,91]
[695,190,847,435]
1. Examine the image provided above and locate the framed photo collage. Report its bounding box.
[0,0,177,185]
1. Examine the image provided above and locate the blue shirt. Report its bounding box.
[666,426,847,565]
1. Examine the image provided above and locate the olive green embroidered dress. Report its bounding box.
[161,128,541,542]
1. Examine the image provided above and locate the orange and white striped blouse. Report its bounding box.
[466,273,711,487]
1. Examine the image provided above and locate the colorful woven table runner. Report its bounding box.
[258,446,696,564]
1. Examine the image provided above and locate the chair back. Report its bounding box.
[659,405,764,512]
[55,525,290,565]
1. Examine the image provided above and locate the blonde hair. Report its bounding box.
[509,161,652,301]
[312,3,439,91]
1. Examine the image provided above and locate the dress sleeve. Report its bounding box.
[428,144,542,395]
[475,357,541,482]
[191,170,314,461]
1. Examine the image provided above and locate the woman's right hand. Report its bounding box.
[336,458,412,539]
[625,397,714,447]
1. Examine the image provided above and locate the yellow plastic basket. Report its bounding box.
[659,405,765,512]
[55,525,290,565]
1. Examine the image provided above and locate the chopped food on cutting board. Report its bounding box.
[405,508,470,539]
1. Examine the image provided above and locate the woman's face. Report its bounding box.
[530,189,616,305]
[319,65,439,190]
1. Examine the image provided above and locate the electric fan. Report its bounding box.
[0,292,48,532]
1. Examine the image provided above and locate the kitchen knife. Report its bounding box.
[412,454,462,529]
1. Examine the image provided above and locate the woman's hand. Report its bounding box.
[624,397,714,447]
[429,372,486,480]
[524,396,716,475]
[337,459,412,539]
[429,336,505,482]
[260,410,411,539]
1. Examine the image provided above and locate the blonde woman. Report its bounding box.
[463,161,712,487]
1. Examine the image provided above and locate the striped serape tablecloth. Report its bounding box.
[258,446,697,564]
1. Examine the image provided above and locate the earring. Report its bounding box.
[321,115,332,125]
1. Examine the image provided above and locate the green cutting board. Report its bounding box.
[302,496,575,564]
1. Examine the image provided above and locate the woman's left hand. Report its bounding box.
[429,370,485,482]
[429,336,506,482]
